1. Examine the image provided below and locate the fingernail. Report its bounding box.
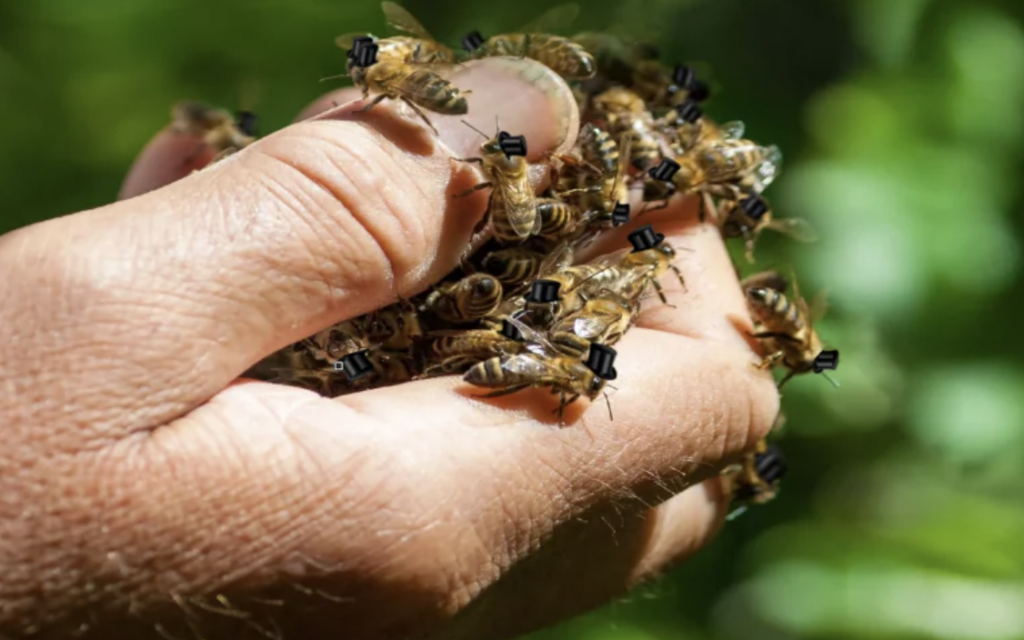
[436,58,579,160]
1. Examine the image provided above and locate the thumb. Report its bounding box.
[8,57,578,444]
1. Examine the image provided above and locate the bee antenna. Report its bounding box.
[726,505,749,522]
[822,372,841,389]
[603,391,614,421]
[460,119,489,139]
[320,73,350,82]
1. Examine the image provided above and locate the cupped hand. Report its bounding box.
[0,58,778,640]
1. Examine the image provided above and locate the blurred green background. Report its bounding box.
[4,0,1024,637]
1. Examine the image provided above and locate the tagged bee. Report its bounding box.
[718,194,818,263]
[336,31,468,136]
[725,439,787,519]
[463,315,617,424]
[553,124,633,239]
[362,298,424,352]
[420,316,526,376]
[644,120,783,225]
[453,122,540,243]
[461,5,596,80]
[591,224,687,304]
[421,273,503,324]
[335,2,457,66]
[743,272,839,388]
[170,100,259,165]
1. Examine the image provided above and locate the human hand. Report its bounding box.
[0,58,779,640]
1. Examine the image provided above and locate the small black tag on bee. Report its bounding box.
[236,111,259,137]
[755,446,787,483]
[812,349,839,373]
[585,343,618,380]
[525,279,561,303]
[648,158,680,183]
[740,195,770,220]
[462,30,485,52]
[497,131,527,158]
[611,202,630,226]
[676,99,703,124]
[672,64,697,89]
[500,318,524,342]
[690,80,711,103]
[335,350,375,380]
[347,35,375,59]
[628,224,666,253]
[349,41,379,68]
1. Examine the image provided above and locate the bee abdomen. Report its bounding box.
[405,70,468,114]
[464,357,507,386]
[550,332,590,358]
[537,199,578,238]
[481,248,544,285]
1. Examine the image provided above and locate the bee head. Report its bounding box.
[657,244,676,260]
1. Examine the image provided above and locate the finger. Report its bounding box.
[295,87,365,122]
[117,128,215,199]
[4,57,580,447]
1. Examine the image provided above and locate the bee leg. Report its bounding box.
[356,93,389,113]
[754,351,785,370]
[699,190,718,226]
[473,384,532,399]
[639,199,669,214]
[749,331,801,345]
[776,370,797,390]
[649,278,671,306]
[743,229,757,264]
[453,181,493,198]
[399,97,439,136]
[670,264,687,292]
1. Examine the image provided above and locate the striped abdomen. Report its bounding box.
[481,246,545,285]
[488,168,538,243]
[581,124,620,176]
[695,139,765,183]
[536,198,580,240]
[399,68,468,114]
[746,287,805,337]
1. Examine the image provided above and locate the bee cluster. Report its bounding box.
[174,3,841,516]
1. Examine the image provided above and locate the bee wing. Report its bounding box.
[335,32,374,49]
[572,313,612,340]
[381,1,437,40]
[766,217,818,243]
[500,353,571,382]
[505,314,559,357]
[537,241,575,277]
[751,144,783,192]
[718,120,745,140]
[516,4,581,34]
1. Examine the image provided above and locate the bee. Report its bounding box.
[422,273,503,324]
[744,274,838,388]
[554,124,632,235]
[549,294,636,358]
[633,62,714,110]
[590,87,664,170]
[726,439,787,518]
[420,326,523,376]
[480,243,549,286]
[463,315,616,424]
[301,321,371,363]
[453,124,540,243]
[587,227,687,304]
[337,31,468,136]
[644,137,783,224]
[362,299,424,351]
[170,100,258,164]
[462,5,595,80]
[739,269,790,294]
[569,32,661,95]
[535,197,587,244]
[718,194,818,263]
[335,2,456,65]
[658,103,746,156]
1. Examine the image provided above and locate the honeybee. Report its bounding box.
[590,87,664,170]
[739,269,790,294]
[588,226,687,304]
[744,274,838,388]
[718,194,818,263]
[362,299,424,351]
[462,5,595,80]
[633,62,714,110]
[422,273,503,324]
[658,102,745,155]
[463,315,616,424]
[725,439,787,517]
[420,326,523,376]
[549,294,636,358]
[569,32,661,94]
[171,100,258,164]
[338,31,468,136]
[535,197,587,244]
[453,124,540,243]
[554,124,632,236]
[481,243,549,286]
[335,2,456,65]
[644,137,783,224]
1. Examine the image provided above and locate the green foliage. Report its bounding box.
[3,0,1024,638]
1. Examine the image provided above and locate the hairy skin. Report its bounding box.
[0,59,778,640]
